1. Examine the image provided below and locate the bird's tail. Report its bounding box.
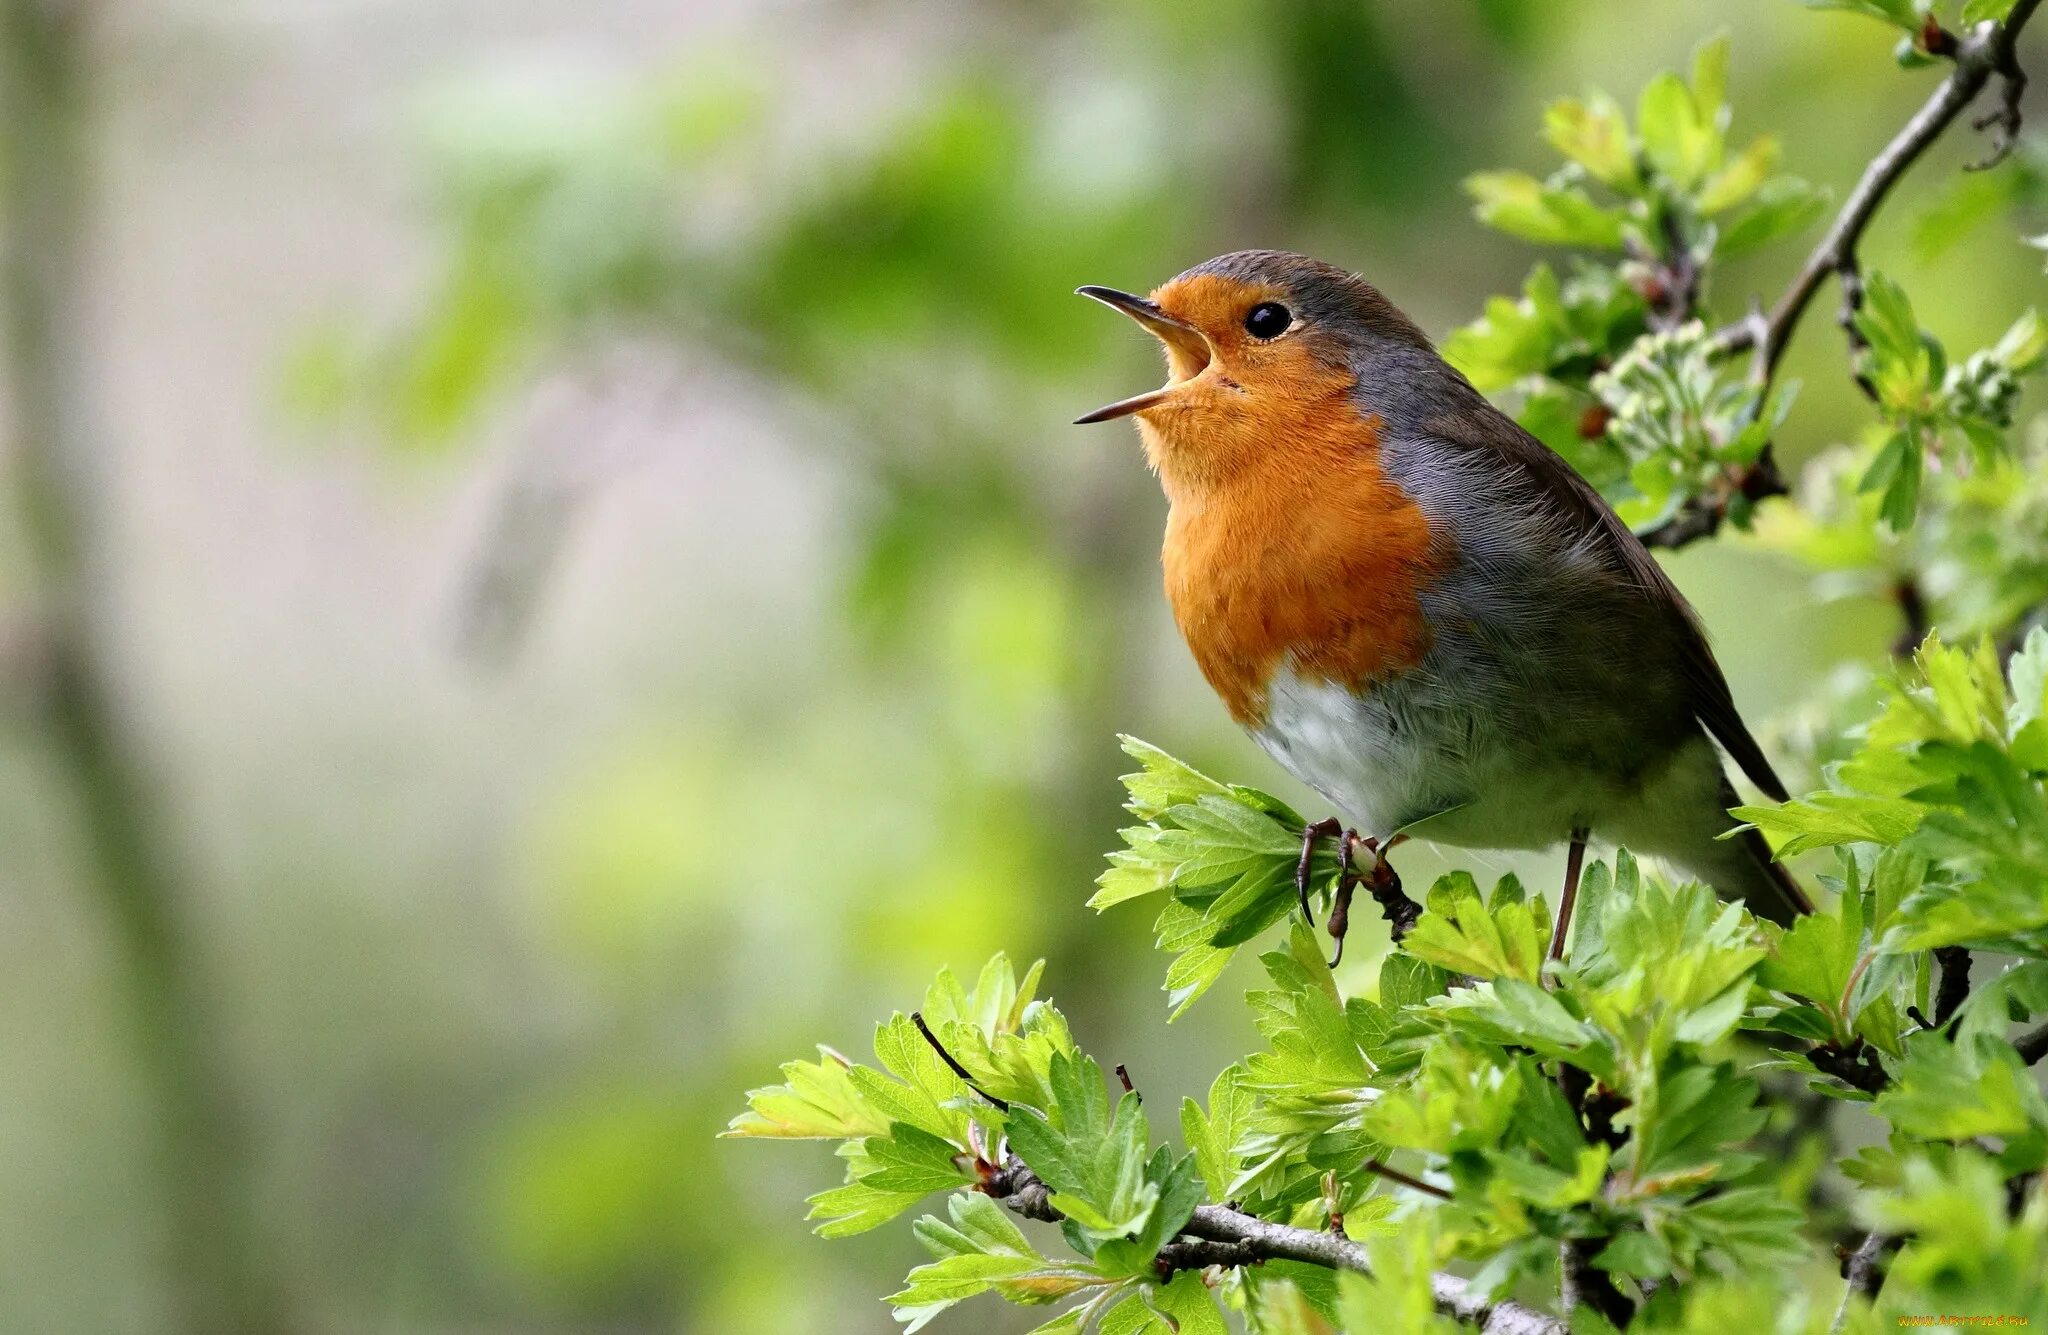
[1694,777,1811,925]
[1717,821,1813,925]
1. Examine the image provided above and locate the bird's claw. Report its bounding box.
[1301,824,1418,966]
[1295,817,1342,928]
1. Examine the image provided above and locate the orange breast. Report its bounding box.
[1155,400,1441,728]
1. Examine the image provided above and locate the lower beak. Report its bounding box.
[1073,286,1213,424]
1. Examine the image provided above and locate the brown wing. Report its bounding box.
[1422,404,1790,804]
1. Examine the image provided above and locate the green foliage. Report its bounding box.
[1735,631,2048,957]
[710,3,2048,1323]
[1848,274,2046,529]
[1446,35,1828,533]
[742,693,2048,1328]
[1093,737,1322,1015]
[1589,322,1794,528]
[727,954,1070,1236]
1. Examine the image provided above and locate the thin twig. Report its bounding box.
[1969,0,2038,169]
[1182,1204,1568,1335]
[1560,1237,1635,1327]
[1810,1037,1890,1094]
[1153,1237,1261,1276]
[1363,1157,1454,1201]
[2016,1020,2048,1065]
[911,1011,1010,1111]
[1716,6,2045,393]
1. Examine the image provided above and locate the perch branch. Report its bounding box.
[985,1151,1577,1331]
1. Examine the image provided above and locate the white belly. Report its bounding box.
[1249,663,1663,853]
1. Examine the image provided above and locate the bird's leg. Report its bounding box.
[1294,816,1343,927]
[1546,827,1592,967]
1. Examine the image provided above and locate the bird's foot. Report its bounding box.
[1294,817,1343,927]
[1328,833,1418,965]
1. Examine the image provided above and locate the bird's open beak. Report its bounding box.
[1073,286,1214,424]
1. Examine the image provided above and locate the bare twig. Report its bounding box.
[1969,0,2038,169]
[911,1011,1011,1112]
[1182,1205,1568,1335]
[2016,1020,2048,1065]
[1637,452,1789,549]
[1810,1038,1890,1094]
[1153,1236,1261,1276]
[1716,5,2046,392]
[1363,1157,1453,1201]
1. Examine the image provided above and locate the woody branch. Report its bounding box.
[1717,0,2044,390]
[1650,1,2041,550]
[912,1015,1567,1334]
[984,1158,1567,1335]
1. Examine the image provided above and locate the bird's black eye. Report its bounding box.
[1244,302,1292,340]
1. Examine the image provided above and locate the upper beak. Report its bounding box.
[1073,286,1213,424]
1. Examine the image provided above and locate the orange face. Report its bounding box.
[1077,274,1358,497]
[1077,269,1441,725]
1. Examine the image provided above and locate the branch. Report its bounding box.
[1717,4,2044,392]
[1810,1037,1890,1094]
[1182,1205,1568,1335]
[1637,450,1790,549]
[980,1160,1566,1334]
[1831,1230,1898,1333]
[1932,946,1973,1028]
[2017,1020,2048,1065]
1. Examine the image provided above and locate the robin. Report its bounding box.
[1075,250,1810,959]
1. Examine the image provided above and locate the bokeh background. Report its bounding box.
[0,0,2040,1331]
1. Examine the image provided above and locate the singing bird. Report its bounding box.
[1076,250,1810,947]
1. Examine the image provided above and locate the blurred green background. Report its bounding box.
[0,0,2039,1331]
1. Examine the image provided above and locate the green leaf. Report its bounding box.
[1802,0,1930,32]
[1113,735,1230,823]
[1180,1067,1249,1200]
[1400,875,1551,982]
[1638,71,1713,188]
[1717,177,1826,256]
[1543,93,1637,188]
[1004,1052,1165,1246]
[890,1193,1103,1329]
[1464,171,1628,249]
[1877,1032,2048,1148]
[1698,135,1778,213]
[1757,889,1867,1041]
[726,1047,894,1140]
[1732,791,1924,855]
[1097,739,1329,1011]
[1992,308,2048,374]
